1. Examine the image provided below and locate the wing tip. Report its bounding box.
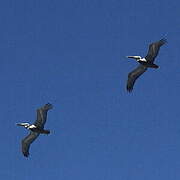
[41,103,53,111]
[159,38,167,45]
[22,149,29,157]
[23,153,29,158]
[126,85,133,93]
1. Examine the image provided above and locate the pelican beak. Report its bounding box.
[126,56,135,59]
[16,123,24,127]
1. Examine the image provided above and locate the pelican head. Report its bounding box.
[16,122,30,128]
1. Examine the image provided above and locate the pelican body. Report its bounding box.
[17,103,53,157]
[127,56,159,68]
[126,39,167,92]
[17,122,50,134]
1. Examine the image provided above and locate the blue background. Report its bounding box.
[1,0,180,179]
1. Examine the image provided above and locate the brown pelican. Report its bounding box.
[126,39,167,92]
[17,103,53,157]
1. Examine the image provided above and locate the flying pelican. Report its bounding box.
[126,39,167,92]
[17,103,53,157]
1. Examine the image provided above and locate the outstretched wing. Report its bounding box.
[127,65,147,92]
[34,103,53,129]
[145,39,167,62]
[21,132,39,157]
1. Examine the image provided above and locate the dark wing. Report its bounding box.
[21,132,39,157]
[34,103,53,129]
[145,39,167,62]
[127,65,147,92]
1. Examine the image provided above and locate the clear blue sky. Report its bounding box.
[1,0,180,179]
